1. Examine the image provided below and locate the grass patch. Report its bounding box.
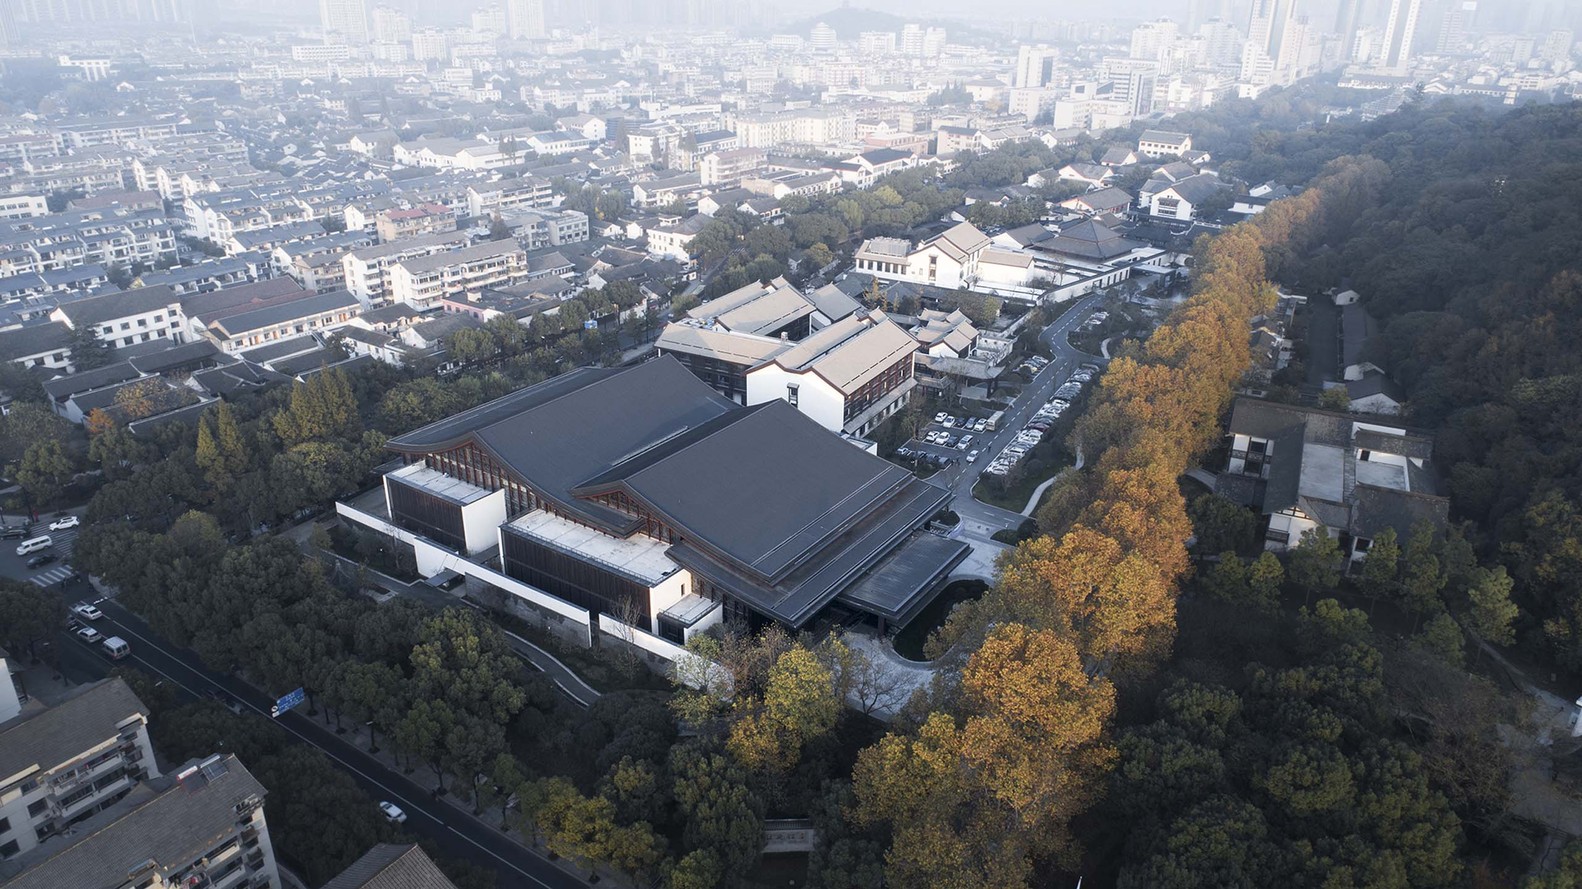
[893,580,989,661]
[974,450,1073,513]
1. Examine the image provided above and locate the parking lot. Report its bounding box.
[0,511,84,589]
[897,411,997,468]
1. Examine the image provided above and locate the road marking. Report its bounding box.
[98,613,562,889]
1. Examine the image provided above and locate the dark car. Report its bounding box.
[0,526,27,539]
[27,554,57,569]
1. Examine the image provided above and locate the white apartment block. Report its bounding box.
[343,230,472,306]
[3,753,280,889]
[0,195,48,221]
[466,177,553,218]
[0,679,159,863]
[389,240,528,310]
[52,285,187,348]
[729,109,856,148]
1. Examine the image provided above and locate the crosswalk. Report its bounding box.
[28,529,78,587]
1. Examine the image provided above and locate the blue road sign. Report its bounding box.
[270,687,305,718]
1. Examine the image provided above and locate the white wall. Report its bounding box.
[0,654,20,723]
[745,364,845,433]
[460,489,508,555]
[647,569,693,627]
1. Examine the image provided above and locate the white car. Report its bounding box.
[76,626,104,645]
[972,419,988,432]
[967,450,980,463]
[49,515,80,531]
[72,603,103,621]
[379,801,407,824]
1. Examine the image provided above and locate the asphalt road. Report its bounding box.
[48,590,584,889]
[942,293,1109,529]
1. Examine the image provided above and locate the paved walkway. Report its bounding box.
[844,630,935,721]
[1184,468,1217,489]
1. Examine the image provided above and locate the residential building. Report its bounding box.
[1214,397,1449,559]
[0,323,75,371]
[1148,172,1228,219]
[389,240,529,310]
[0,679,159,863]
[908,308,1013,393]
[51,285,186,347]
[343,230,472,306]
[466,178,554,218]
[743,310,919,438]
[340,356,968,640]
[1,753,279,889]
[0,195,47,221]
[1137,129,1194,158]
[1014,45,1059,88]
[507,0,546,39]
[1380,0,1423,71]
[321,0,369,44]
[375,204,457,243]
[852,222,992,290]
[200,290,362,354]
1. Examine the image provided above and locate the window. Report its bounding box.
[101,326,111,335]
[26,799,47,818]
[51,353,63,362]
[120,322,130,331]
[136,319,146,327]
[0,816,9,834]
[139,333,150,342]
[1359,449,1372,462]
[0,840,17,859]
[786,384,798,407]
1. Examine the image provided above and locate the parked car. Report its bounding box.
[379,801,407,824]
[0,526,27,539]
[972,418,988,432]
[71,603,103,621]
[934,412,949,424]
[49,515,80,531]
[76,626,104,645]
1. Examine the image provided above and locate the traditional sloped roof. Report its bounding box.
[321,844,459,889]
[762,313,918,395]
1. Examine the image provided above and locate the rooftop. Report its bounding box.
[0,678,147,783]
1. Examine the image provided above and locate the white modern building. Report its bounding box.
[852,222,992,290]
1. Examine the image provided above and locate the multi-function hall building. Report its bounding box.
[339,356,968,646]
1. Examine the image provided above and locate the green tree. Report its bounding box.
[599,756,666,826]
[1318,386,1351,411]
[1400,521,1447,623]
[1188,494,1257,555]
[411,608,527,725]
[670,743,764,881]
[272,369,361,447]
[1359,527,1401,615]
[1415,612,1465,667]
[1288,526,1343,602]
[1528,839,1582,888]
[339,660,404,752]
[0,580,66,661]
[668,850,723,889]
[17,438,73,505]
[1465,566,1518,648]
[68,323,112,370]
[395,698,456,785]
[1246,551,1285,612]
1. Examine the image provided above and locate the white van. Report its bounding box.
[101,636,130,660]
[15,535,52,556]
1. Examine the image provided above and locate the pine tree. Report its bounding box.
[1400,522,1447,626]
[213,400,250,475]
[1465,566,1518,650]
[1358,528,1401,616]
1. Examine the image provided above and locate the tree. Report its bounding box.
[395,698,456,785]
[0,580,65,661]
[1187,494,1257,555]
[727,643,840,773]
[488,215,513,241]
[599,756,666,826]
[411,608,527,726]
[69,323,112,370]
[1358,527,1401,614]
[669,743,764,881]
[1246,551,1285,612]
[338,660,403,753]
[1288,525,1342,603]
[668,850,723,889]
[272,369,361,447]
[1465,566,1518,649]
[17,438,73,506]
[1400,521,1447,623]
[1415,613,1465,667]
